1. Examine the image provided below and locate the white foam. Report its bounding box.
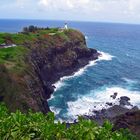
[53,51,115,91]
[94,87,140,107]
[67,86,140,120]
[50,106,62,115]
[122,77,138,84]
[85,36,88,40]
[53,81,66,91]
[48,94,55,101]
[98,51,115,61]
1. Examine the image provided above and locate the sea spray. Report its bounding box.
[67,86,140,120]
[49,51,116,121]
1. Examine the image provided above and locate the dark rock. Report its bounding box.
[119,96,131,106]
[43,84,54,99]
[113,110,140,138]
[42,99,51,112]
[90,48,97,54]
[131,106,139,111]
[106,102,113,106]
[0,96,4,102]
[110,92,118,99]
[89,104,138,125]
[93,110,98,114]
[120,96,130,101]
[52,85,56,89]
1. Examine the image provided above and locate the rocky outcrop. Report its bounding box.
[83,93,140,138]
[113,110,140,138]
[0,29,100,114]
[26,30,99,102]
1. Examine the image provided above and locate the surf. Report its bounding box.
[53,51,115,92]
[67,86,140,121]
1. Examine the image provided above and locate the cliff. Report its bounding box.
[0,28,99,113]
[113,110,140,138]
[0,27,139,138]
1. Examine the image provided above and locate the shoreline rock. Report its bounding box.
[113,110,140,138]
[83,94,139,137]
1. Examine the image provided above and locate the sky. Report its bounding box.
[0,0,140,24]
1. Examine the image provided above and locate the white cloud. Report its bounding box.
[1,0,140,23]
[16,0,26,8]
[38,0,140,14]
[37,0,140,22]
[38,0,102,12]
[128,0,140,13]
[39,0,49,7]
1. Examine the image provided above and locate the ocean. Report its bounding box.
[1,19,140,122]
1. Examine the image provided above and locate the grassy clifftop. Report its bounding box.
[0,27,89,113]
[0,27,86,72]
[0,27,85,46]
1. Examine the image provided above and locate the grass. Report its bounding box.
[0,46,29,79]
[0,28,61,45]
[0,46,27,63]
[0,28,77,68]
[0,28,78,46]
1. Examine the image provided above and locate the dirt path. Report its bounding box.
[0,44,16,49]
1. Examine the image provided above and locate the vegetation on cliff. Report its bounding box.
[0,26,82,45]
[0,27,96,113]
[0,103,137,140]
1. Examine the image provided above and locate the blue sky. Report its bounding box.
[0,0,140,24]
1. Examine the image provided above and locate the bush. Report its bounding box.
[0,103,137,140]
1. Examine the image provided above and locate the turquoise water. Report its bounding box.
[1,19,140,122]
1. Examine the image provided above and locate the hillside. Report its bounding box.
[0,27,99,113]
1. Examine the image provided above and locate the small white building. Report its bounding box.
[64,23,68,30]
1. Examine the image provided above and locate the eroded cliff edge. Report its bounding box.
[0,28,99,113]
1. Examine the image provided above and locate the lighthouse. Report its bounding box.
[64,23,68,30]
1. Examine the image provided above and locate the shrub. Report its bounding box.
[0,103,137,140]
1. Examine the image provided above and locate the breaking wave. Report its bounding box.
[53,51,114,91]
[67,86,140,120]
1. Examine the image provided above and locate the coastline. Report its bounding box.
[48,51,140,126]
[48,51,115,119]
[52,51,114,92]
[0,21,140,139]
[0,28,103,114]
[47,49,101,101]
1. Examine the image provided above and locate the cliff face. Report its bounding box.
[0,29,99,113]
[27,30,99,96]
[113,110,140,138]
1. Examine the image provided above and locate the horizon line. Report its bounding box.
[0,18,140,26]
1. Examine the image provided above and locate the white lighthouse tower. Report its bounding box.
[64,23,68,30]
